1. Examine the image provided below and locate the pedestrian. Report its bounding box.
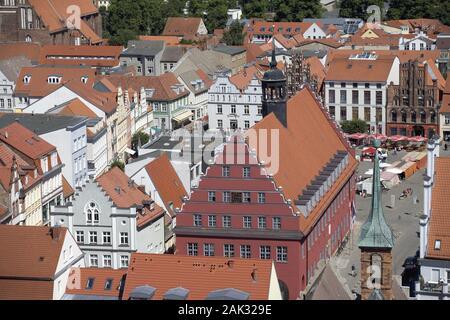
[445,143,448,151]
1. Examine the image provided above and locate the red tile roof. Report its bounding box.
[441,95,450,114]
[138,35,181,46]
[325,55,397,82]
[65,267,126,298]
[250,87,357,233]
[306,56,326,88]
[39,45,122,67]
[62,175,74,198]
[57,98,98,119]
[15,66,96,98]
[96,167,151,209]
[122,253,274,300]
[163,17,205,38]
[145,153,188,214]
[426,157,450,260]
[229,65,262,91]
[64,80,117,115]
[0,122,56,160]
[0,42,41,62]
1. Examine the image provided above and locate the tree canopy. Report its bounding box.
[340,119,369,134]
[131,131,150,150]
[386,0,450,25]
[223,20,246,45]
[338,0,385,21]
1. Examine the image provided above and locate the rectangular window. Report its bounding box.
[260,246,271,259]
[273,217,281,230]
[242,192,251,203]
[217,105,222,114]
[76,231,84,243]
[340,90,347,104]
[224,244,235,257]
[193,214,202,226]
[231,192,243,203]
[187,243,198,256]
[240,245,251,259]
[223,191,231,203]
[120,255,129,268]
[102,231,111,244]
[243,216,252,228]
[352,107,358,120]
[364,91,371,105]
[258,192,266,203]
[276,246,288,262]
[89,231,97,244]
[352,90,359,104]
[103,255,112,267]
[244,105,249,114]
[204,243,215,256]
[217,119,223,128]
[244,120,250,129]
[120,232,129,245]
[431,269,440,283]
[208,215,217,227]
[223,215,231,228]
[208,191,216,202]
[231,105,236,114]
[243,166,250,178]
[364,107,371,122]
[222,165,230,177]
[329,90,335,103]
[257,106,262,115]
[376,91,382,105]
[90,254,98,267]
[340,107,347,121]
[258,216,267,229]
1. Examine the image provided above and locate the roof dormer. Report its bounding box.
[47,76,62,84]
[23,75,31,84]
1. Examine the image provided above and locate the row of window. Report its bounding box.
[89,254,129,268]
[328,106,383,122]
[329,82,382,89]
[76,230,129,245]
[73,135,87,152]
[216,104,262,115]
[194,214,281,229]
[187,243,288,262]
[217,119,253,129]
[390,110,436,123]
[222,166,251,178]
[328,89,383,105]
[207,191,266,203]
[0,98,12,109]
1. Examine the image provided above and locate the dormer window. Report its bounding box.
[81,76,89,84]
[47,76,61,84]
[435,240,441,250]
[23,75,31,84]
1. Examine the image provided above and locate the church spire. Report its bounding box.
[270,31,277,69]
[358,139,395,249]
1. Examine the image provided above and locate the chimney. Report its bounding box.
[4,131,8,139]
[49,225,62,240]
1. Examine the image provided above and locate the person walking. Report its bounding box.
[445,143,448,151]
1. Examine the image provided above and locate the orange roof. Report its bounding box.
[96,167,151,209]
[306,56,326,88]
[229,65,262,91]
[250,87,357,233]
[65,267,126,298]
[425,59,446,89]
[39,45,122,67]
[57,98,98,119]
[28,0,101,43]
[445,74,450,94]
[0,225,67,279]
[64,80,117,115]
[0,279,54,300]
[0,42,41,62]
[138,35,181,46]
[162,17,204,37]
[325,55,396,82]
[272,33,297,49]
[244,43,266,63]
[0,122,56,160]
[426,157,450,260]
[248,20,314,36]
[441,95,450,114]
[62,175,74,198]
[297,38,342,49]
[145,153,187,214]
[122,253,274,300]
[15,66,96,98]
[383,19,450,35]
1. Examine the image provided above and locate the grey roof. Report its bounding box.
[358,140,395,249]
[163,287,190,300]
[121,40,165,57]
[213,45,246,55]
[0,113,88,134]
[173,48,230,78]
[179,70,209,93]
[308,264,352,300]
[368,288,385,300]
[0,56,32,82]
[161,46,185,62]
[295,49,328,59]
[205,288,249,300]
[129,285,157,300]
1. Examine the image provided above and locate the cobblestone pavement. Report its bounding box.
[331,148,426,297]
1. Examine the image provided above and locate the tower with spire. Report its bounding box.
[261,29,288,127]
[358,139,395,300]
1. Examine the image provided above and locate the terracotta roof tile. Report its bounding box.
[0,225,67,279]
[229,65,262,91]
[425,59,446,89]
[441,95,450,114]
[122,253,274,300]
[145,153,187,214]
[305,56,326,88]
[0,122,56,159]
[0,42,41,63]
[163,17,204,38]
[426,157,450,260]
[65,267,126,298]
[15,66,96,98]
[57,98,98,119]
[0,279,54,300]
[39,45,122,67]
[62,175,74,198]
[138,35,181,46]
[250,87,357,233]
[96,167,151,209]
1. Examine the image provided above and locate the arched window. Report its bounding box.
[85,201,100,224]
[411,110,416,123]
[391,110,397,122]
[370,254,383,286]
[401,109,407,123]
[420,110,426,123]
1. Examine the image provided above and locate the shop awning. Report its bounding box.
[125,147,136,155]
[172,110,193,123]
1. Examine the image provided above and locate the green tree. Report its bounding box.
[110,159,125,171]
[338,0,385,21]
[188,0,208,17]
[223,20,246,45]
[204,0,230,31]
[340,119,369,134]
[241,0,272,19]
[387,0,450,26]
[274,0,325,21]
[132,131,150,150]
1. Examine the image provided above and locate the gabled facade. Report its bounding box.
[399,32,436,51]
